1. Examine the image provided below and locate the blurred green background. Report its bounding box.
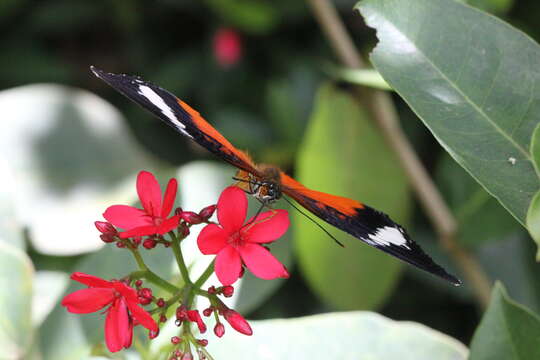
[1,0,540,359]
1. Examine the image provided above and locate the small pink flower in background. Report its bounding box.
[213,28,242,68]
[197,186,290,285]
[103,171,180,238]
[61,272,158,352]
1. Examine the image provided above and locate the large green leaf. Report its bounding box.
[470,282,540,359]
[356,0,540,225]
[294,84,410,310]
[0,241,34,360]
[208,312,468,359]
[437,154,521,247]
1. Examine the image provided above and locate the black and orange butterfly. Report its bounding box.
[91,66,460,286]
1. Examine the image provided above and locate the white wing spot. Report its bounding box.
[368,226,410,249]
[508,157,516,165]
[136,85,192,138]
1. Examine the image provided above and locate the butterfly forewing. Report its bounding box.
[90,66,259,175]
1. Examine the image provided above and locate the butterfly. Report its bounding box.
[90,66,461,286]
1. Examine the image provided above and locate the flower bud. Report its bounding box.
[174,207,183,216]
[135,279,143,287]
[156,298,165,307]
[138,287,153,299]
[213,28,242,68]
[221,285,234,297]
[143,238,157,249]
[214,322,225,338]
[160,314,167,323]
[187,310,207,334]
[181,211,203,225]
[100,234,116,243]
[197,339,208,347]
[95,221,117,234]
[199,205,216,220]
[116,241,126,248]
[171,336,181,344]
[223,309,252,335]
[202,307,213,317]
[138,296,152,305]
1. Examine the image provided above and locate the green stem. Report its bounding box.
[129,247,148,270]
[169,231,192,285]
[194,260,215,288]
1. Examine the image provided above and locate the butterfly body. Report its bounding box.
[90,66,461,286]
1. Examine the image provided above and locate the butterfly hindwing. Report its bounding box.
[90,66,258,175]
[280,173,460,285]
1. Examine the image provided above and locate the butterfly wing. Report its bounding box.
[280,173,460,285]
[90,66,259,175]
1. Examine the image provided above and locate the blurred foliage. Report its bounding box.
[1,0,540,359]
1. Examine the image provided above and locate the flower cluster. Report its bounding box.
[61,171,290,358]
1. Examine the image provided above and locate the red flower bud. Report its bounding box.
[135,279,143,287]
[138,296,152,305]
[202,307,213,317]
[214,322,225,338]
[138,287,153,299]
[143,238,157,249]
[179,224,190,238]
[171,336,181,344]
[95,221,117,234]
[100,234,116,243]
[221,285,234,297]
[197,339,208,347]
[181,353,193,360]
[223,309,252,335]
[160,314,167,323]
[181,211,203,225]
[176,305,188,321]
[156,298,165,307]
[207,285,216,294]
[199,205,216,220]
[174,207,183,216]
[116,241,126,248]
[187,310,207,334]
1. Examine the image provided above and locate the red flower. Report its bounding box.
[197,186,290,285]
[103,171,180,238]
[213,28,242,68]
[61,272,158,353]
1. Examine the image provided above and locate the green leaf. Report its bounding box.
[437,154,521,247]
[0,242,34,360]
[356,0,540,225]
[470,282,540,360]
[526,190,540,259]
[338,68,393,90]
[530,122,540,177]
[208,312,468,359]
[0,84,155,255]
[294,84,410,310]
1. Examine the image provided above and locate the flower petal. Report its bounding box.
[70,272,113,288]
[105,298,131,353]
[103,205,151,230]
[126,302,158,332]
[239,243,289,280]
[156,215,180,235]
[217,186,247,231]
[112,281,139,303]
[61,288,115,313]
[161,178,178,218]
[197,224,228,255]
[215,246,242,285]
[119,225,159,238]
[244,209,290,243]
[137,171,162,217]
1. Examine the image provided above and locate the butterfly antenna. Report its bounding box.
[283,197,344,248]
[242,201,267,228]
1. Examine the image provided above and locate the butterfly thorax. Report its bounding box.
[235,164,282,204]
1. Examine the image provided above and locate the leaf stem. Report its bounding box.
[306,0,491,309]
[128,247,179,294]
